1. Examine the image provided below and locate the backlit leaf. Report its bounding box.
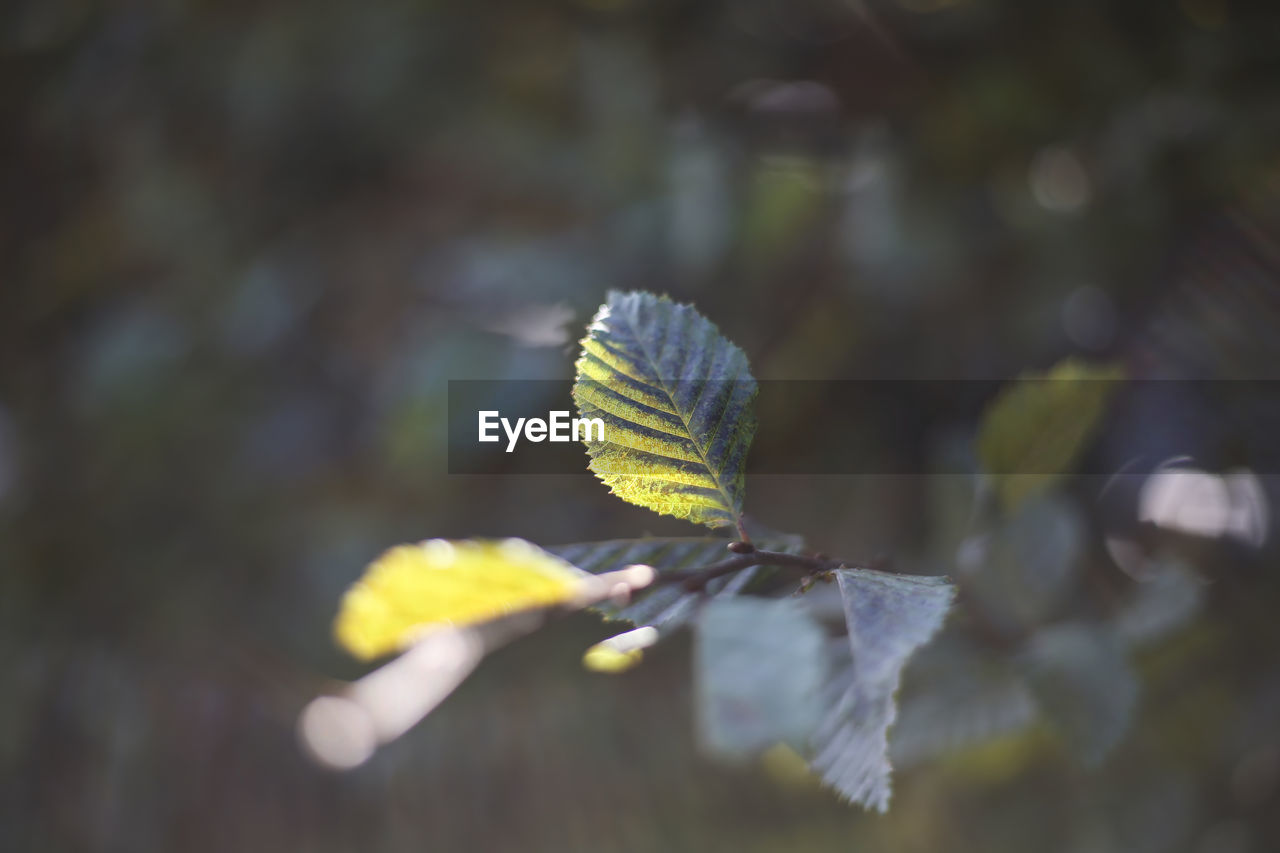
[334,539,589,661]
[573,291,757,530]
[808,569,956,812]
[977,358,1124,511]
[695,597,827,759]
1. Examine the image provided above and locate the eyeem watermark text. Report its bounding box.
[478,410,605,452]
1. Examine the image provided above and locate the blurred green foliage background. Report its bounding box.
[2,0,1279,850]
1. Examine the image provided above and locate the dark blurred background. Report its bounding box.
[3,0,1280,850]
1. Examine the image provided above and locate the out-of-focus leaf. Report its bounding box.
[808,569,956,812]
[1018,623,1139,766]
[572,291,756,530]
[695,597,827,759]
[890,635,1038,767]
[957,493,1085,632]
[741,158,825,262]
[977,359,1124,511]
[1113,561,1204,646]
[334,539,588,661]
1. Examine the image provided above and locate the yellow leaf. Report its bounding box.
[334,538,588,661]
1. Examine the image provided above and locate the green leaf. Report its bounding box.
[573,291,757,531]
[334,538,590,661]
[976,358,1124,512]
[695,597,827,760]
[741,159,825,262]
[808,569,956,812]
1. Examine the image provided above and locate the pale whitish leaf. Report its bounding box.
[573,291,756,530]
[808,569,956,812]
[836,570,957,685]
[809,644,896,813]
[695,597,827,760]
[1018,623,1138,766]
